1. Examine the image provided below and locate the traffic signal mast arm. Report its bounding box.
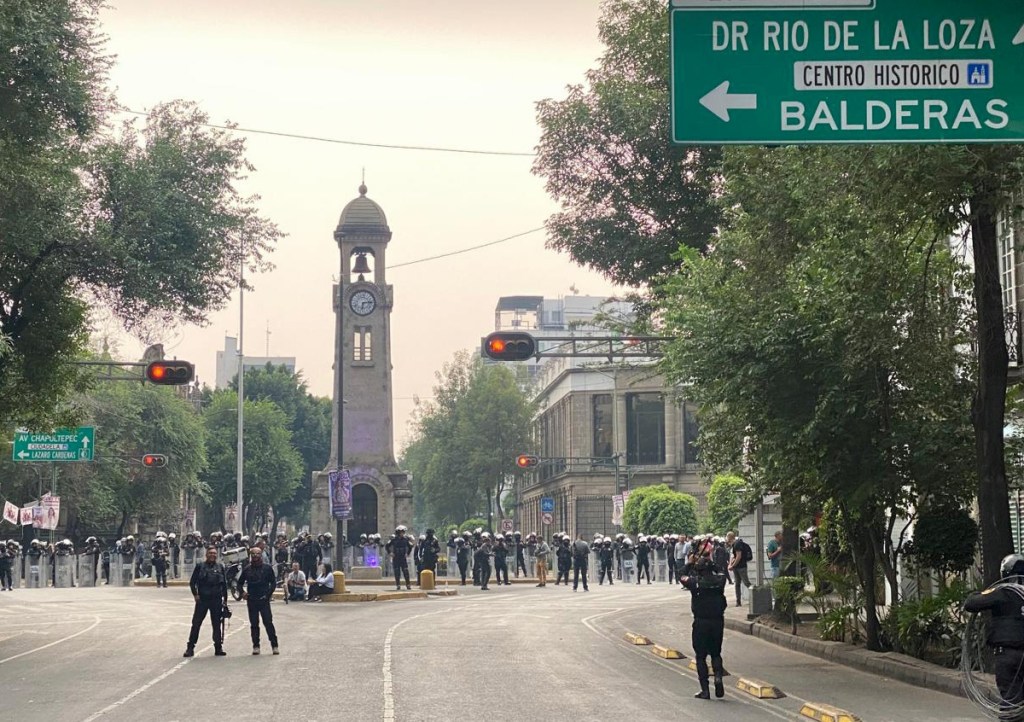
[483,332,671,361]
[68,359,194,385]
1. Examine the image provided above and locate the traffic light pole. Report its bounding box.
[236,255,245,534]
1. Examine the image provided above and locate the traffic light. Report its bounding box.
[141,454,167,468]
[516,454,540,469]
[482,332,536,361]
[145,360,195,385]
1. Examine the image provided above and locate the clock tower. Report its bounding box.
[311,183,412,547]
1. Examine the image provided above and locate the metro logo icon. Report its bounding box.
[670,0,1024,144]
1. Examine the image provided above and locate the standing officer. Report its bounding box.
[184,546,228,658]
[680,552,728,700]
[237,546,279,655]
[514,531,528,579]
[555,535,572,586]
[493,534,510,586]
[388,525,413,591]
[455,536,471,585]
[636,536,652,585]
[422,529,441,577]
[964,554,1024,710]
[598,537,615,585]
[571,534,590,592]
[474,532,493,590]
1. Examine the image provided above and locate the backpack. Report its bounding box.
[738,540,753,563]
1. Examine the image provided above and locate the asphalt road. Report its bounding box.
[0,581,985,722]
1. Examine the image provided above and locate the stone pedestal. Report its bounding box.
[349,566,383,581]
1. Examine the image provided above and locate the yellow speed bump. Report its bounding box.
[799,703,861,722]
[652,644,684,659]
[624,632,652,645]
[736,678,785,700]
[687,659,730,676]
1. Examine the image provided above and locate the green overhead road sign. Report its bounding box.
[12,427,95,462]
[670,0,1024,144]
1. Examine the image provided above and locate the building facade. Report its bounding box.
[516,355,703,541]
[214,335,296,388]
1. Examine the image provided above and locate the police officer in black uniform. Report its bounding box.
[387,525,413,590]
[964,553,1024,711]
[680,545,728,700]
[237,546,279,655]
[421,528,440,576]
[185,546,228,657]
[455,537,470,585]
[475,532,493,590]
[598,537,615,585]
[493,534,510,586]
[636,536,652,584]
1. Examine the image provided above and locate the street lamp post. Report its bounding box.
[236,255,245,533]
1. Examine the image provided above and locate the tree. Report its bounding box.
[401,352,533,530]
[706,474,745,535]
[622,484,698,536]
[0,0,283,427]
[202,390,302,532]
[658,147,978,650]
[233,364,331,525]
[532,0,721,287]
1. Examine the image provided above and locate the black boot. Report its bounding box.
[694,680,710,700]
[714,675,725,698]
[182,645,194,658]
[214,646,226,656]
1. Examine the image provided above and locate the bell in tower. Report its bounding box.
[310,183,412,563]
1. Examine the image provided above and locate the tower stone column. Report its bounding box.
[311,184,411,544]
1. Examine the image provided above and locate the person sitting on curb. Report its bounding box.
[286,562,306,602]
[307,563,335,602]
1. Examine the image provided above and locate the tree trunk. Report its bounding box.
[116,509,128,540]
[849,517,882,651]
[970,197,1015,585]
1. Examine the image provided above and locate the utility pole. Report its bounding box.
[236,255,245,533]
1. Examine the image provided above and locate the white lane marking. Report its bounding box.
[80,624,246,722]
[579,608,804,721]
[0,615,101,665]
[382,608,451,722]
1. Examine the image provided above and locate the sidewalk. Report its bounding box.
[722,599,966,697]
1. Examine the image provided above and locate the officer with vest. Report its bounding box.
[493,534,510,586]
[475,532,493,590]
[598,537,615,585]
[237,546,279,655]
[387,525,413,591]
[636,535,652,584]
[514,531,527,578]
[680,547,728,700]
[964,554,1024,711]
[455,536,471,585]
[185,546,228,657]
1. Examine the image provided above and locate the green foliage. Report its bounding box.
[233,364,331,524]
[887,582,969,666]
[401,352,533,528]
[772,576,805,630]
[904,503,979,576]
[0,1,282,425]
[706,473,745,534]
[818,605,860,644]
[623,484,698,536]
[202,390,302,531]
[532,0,721,287]
[459,518,487,534]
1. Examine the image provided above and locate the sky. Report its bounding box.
[97,0,622,449]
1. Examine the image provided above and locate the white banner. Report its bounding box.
[612,494,624,526]
[40,496,60,530]
[19,507,32,526]
[2,501,18,525]
[223,504,238,532]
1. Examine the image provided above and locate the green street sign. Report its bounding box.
[670,0,1024,144]
[12,427,95,462]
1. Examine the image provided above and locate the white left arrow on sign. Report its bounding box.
[1014,24,1024,45]
[700,81,757,122]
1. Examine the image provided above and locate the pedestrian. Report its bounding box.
[964,554,1024,709]
[286,562,306,601]
[475,533,493,590]
[493,535,510,586]
[598,537,615,585]
[766,531,783,580]
[0,542,12,591]
[673,534,688,583]
[455,537,471,585]
[307,563,335,602]
[534,535,549,587]
[571,534,590,592]
[636,536,652,584]
[680,554,728,700]
[727,531,752,607]
[237,547,279,655]
[555,535,572,586]
[184,546,228,658]
[387,525,413,591]
[712,538,732,585]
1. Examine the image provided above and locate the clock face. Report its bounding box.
[349,290,376,316]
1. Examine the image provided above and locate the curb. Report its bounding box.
[723,617,964,698]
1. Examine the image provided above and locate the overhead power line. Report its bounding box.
[122,110,536,158]
[389,227,545,269]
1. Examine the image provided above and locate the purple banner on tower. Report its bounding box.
[329,468,353,520]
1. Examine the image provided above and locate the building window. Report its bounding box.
[353,327,372,362]
[683,403,701,465]
[999,207,1018,311]
[626,393,665,466]
[592,394,613,459]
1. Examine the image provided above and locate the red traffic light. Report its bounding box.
[482,332,536,361]
[142,454,167,468]
[516,455,540,469]
[146,360,195,385]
